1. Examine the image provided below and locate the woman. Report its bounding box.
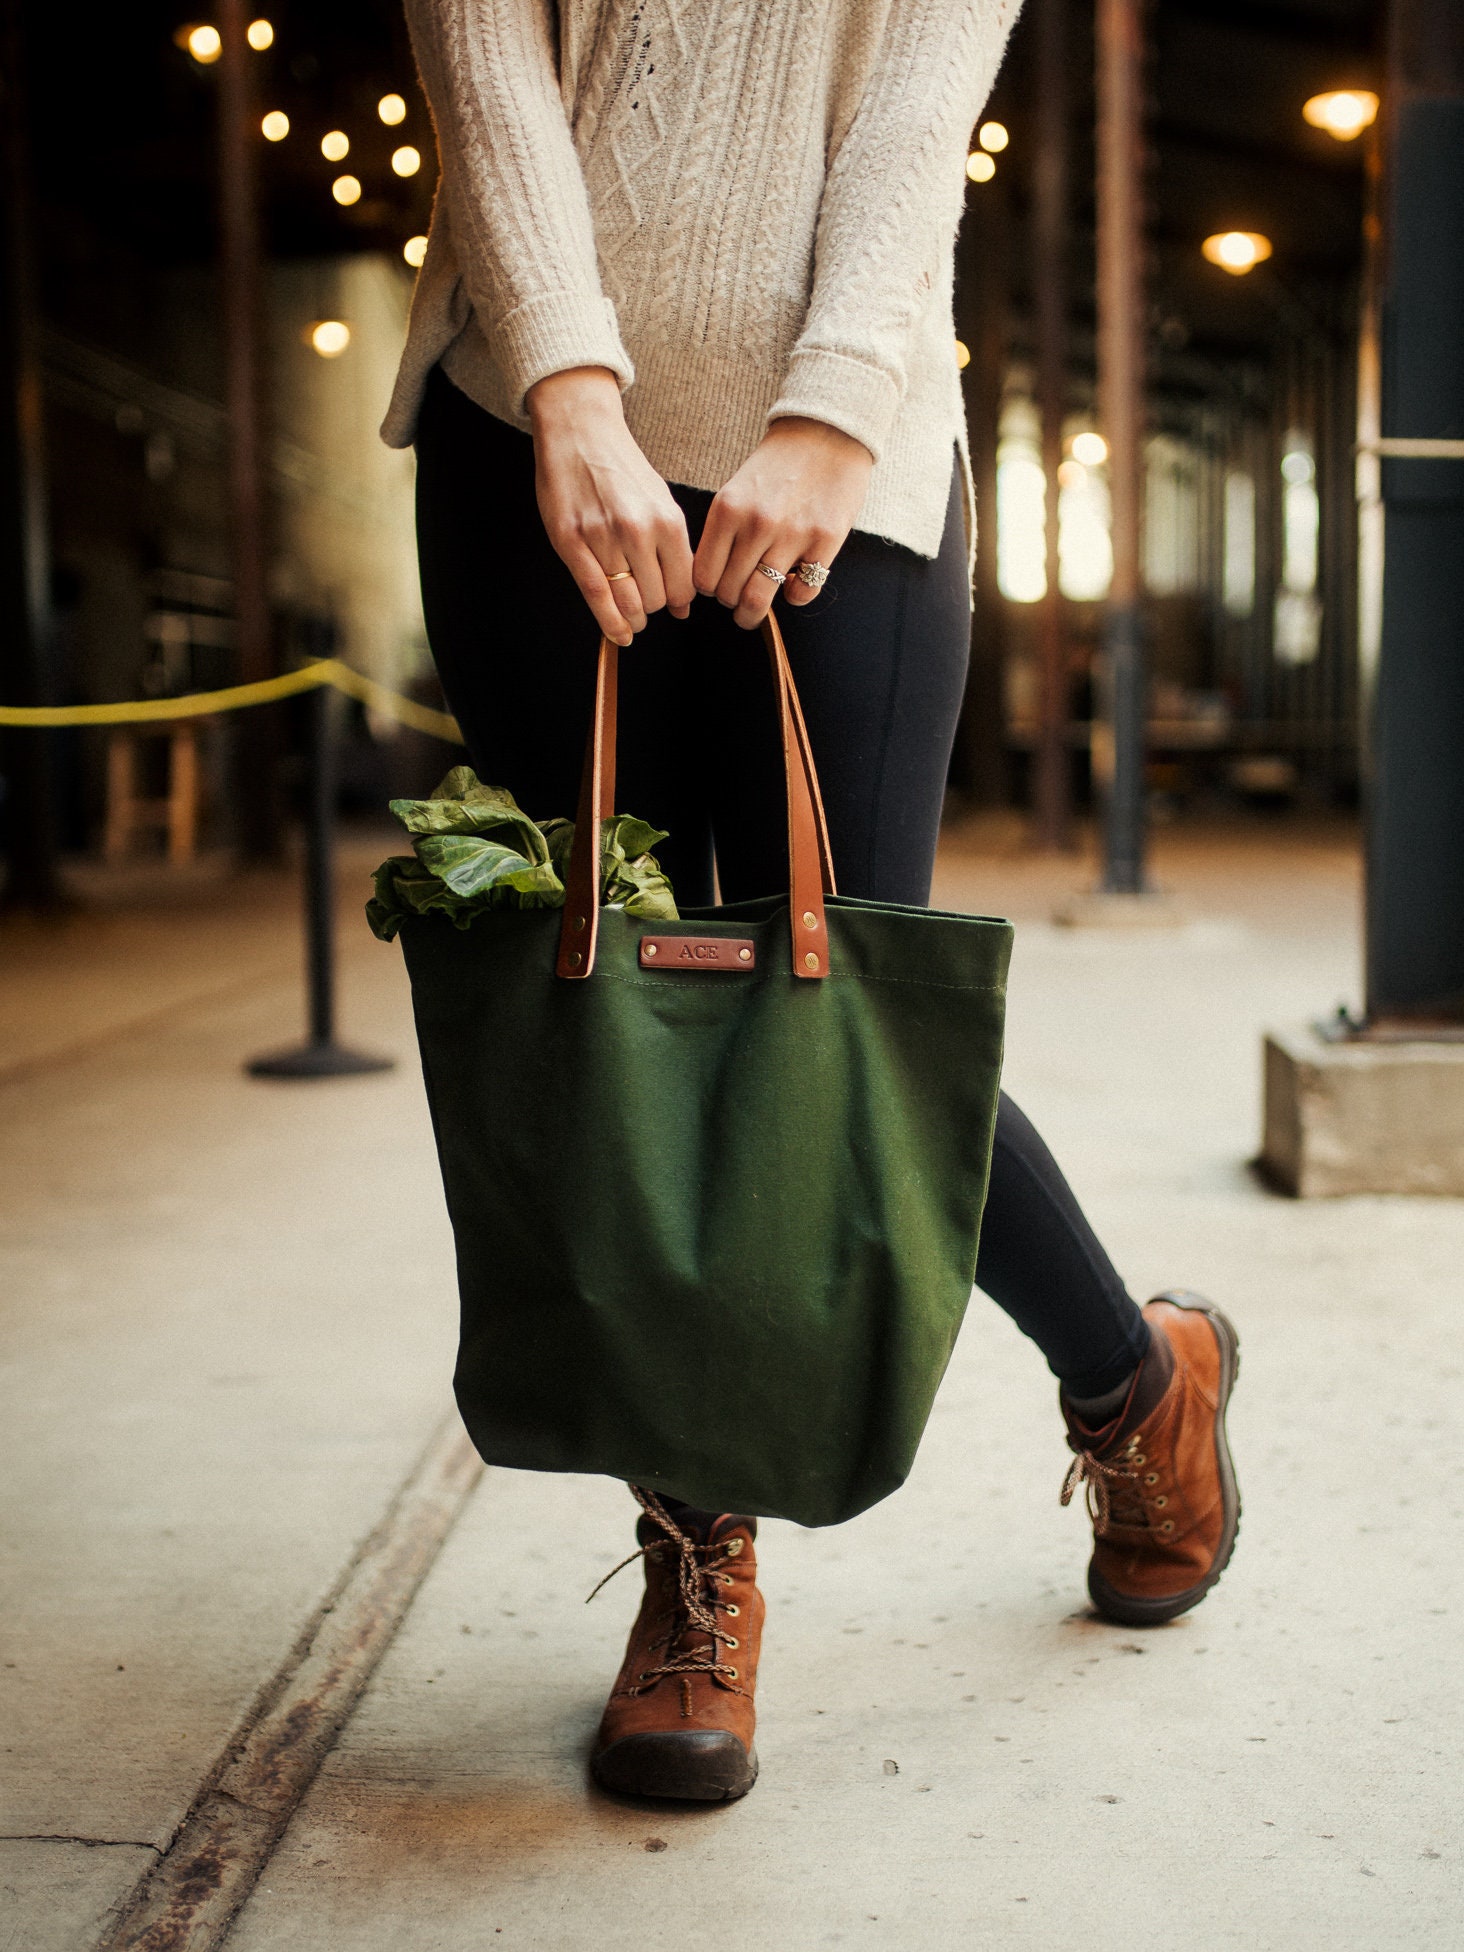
[384,0,1240,1804]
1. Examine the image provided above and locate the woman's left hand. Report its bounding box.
[693,417,874,629]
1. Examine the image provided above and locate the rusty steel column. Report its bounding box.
[1032,0,1071,849]
[1094,0,1148,892]
[218,0,279,860]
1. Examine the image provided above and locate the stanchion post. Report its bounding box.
[247,679,393,1079]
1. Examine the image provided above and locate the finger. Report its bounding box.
[782,531,841,608]
[563,542,636,646]
[617,529,668,619]
[731,549,798,631]
[658,512,697,619]
[691,494,739,600]
[605,569,648,629]
[715,513,778,610]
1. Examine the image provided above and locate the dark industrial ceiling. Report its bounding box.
[27,1,1380,382]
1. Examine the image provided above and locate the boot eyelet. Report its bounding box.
[1144,1473,1159,1485]
[725,1539,744,1556]
[721,1573,735,1586]
[723,1636,739,1649]
[1153,1494,1167,1508]
[725,1603,740,1617]
[1160,1520,1174,1533]
[725,1667,738,1680]
[1131,1453,1146,1467]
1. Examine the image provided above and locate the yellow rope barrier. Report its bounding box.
[0,658,463,743]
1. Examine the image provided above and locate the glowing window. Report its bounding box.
[1222,471,1256,618]
[1274,432,1321,663]
[996,397,1047,604]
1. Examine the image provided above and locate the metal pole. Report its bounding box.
[304,680,337,1046]
[218,0,280,863]
[1363,0,1464,1028]
[1094,0,1148,893]
[1032,0,1072,849]
[247,680,393,1078]
[0,1,62,911]
[954,145,1010,808]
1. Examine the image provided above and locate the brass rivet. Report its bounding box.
[804,951,819,970]
[572,913,586,931]
[644,942,659,957]
[738,947,751,962]
[568,951,582,968]
[803,910,817,929]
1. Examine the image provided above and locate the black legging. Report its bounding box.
[413,367,1150,1398]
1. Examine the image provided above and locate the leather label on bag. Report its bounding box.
[639,935,756,972]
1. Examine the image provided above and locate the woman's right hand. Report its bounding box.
[526,367,695,647]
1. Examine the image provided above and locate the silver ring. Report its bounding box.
[756,563,786,585]
[795,560,829,590]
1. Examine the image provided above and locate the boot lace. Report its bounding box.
[1061,1433,1151,1534]
[586,1487,745,1693]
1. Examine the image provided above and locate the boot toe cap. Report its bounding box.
[591,1729,758,1802]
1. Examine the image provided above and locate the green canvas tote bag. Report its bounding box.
[398,614,1012,1527]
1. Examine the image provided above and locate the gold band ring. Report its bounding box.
[606,570,634,583]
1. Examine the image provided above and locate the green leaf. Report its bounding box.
[367,768,678,936]
[388,771,550,865]
[415,833,549,898]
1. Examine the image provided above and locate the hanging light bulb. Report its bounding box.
[1302,90,1379,142]
[246,18,273,50]
[391,146,422,177]
[1201,231,1273,275]
[378,93,408,126]
[181,24,222,64]
[308,321,351,358]
[966,152,996,183]
[321,130,350,162]
[261,110,289,141]
[403,235,429,268]
[978,121,1009,152]
[332,175,362,207]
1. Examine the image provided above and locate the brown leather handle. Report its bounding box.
[555,611,836,980]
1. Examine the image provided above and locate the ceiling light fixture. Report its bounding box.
[1302,90,1379,142]
[1201,230,1273,275]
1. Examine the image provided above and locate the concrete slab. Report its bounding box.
[8,817,1462,1950]
[1261,1023,1464,1196]
[219,820,1463,1951]
[0,860,459,1942]
[0,1841,158,1952]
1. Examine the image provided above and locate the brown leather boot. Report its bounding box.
[590,1491,763,1802]
[1061,1291,1241,1626]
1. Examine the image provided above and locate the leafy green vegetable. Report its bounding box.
[367,768,678,940]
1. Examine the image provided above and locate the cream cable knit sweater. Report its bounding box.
[382,0,1019,560]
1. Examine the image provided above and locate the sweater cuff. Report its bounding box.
[492,290,636,415]
[768,348,902,463]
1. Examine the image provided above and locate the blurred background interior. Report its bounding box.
[0,0,1423,891]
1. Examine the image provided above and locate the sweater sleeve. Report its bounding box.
[403,0,634,412]
[769,0,1018,461]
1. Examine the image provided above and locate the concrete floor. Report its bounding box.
[3,820,1461,1949]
